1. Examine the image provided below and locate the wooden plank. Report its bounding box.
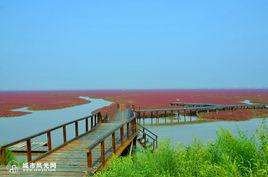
[101,141,105,166]
[63,125,67,143]
[47,131,52,151]
[26,139,31,162]
[10,142,47,153]
[120,127,124,145]
[87,150,92,168]
[0,147,6,164]
[75,121,79,137]
[91,116,94,129]
[112,132,116,153]
[85,117,89,132]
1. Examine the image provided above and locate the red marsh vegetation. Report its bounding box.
[82,89,268,109]
[1,90,268,120]
[0,91,90,117]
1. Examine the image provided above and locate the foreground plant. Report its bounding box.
[95,120,268,177]
[0,147,15,164]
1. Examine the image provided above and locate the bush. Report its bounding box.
[5,148,16,163]
[0,147,15,164]
[95,120,268,177]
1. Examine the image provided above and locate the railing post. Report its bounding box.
[47,131,52,151]
[85,117,89,132]
[120,126,124,145]
[142,127,146,140]
[127,123,130,138]
[94,115,97,127]
[134,118,137,133]
[87,149,92,168]
[91,116,94,129]
[0,147,6,164]
[101,141,105,166]
[75,121,79,137]
[104,114,108,122]
[156,136,158,148]
[98,112,102,123]
[26,139,32,162]
[112,132,116,153]
[63,125,67,143]
[130,119,133,133]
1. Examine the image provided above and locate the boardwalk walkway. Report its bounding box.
[10,123,128,176]
[0,110,139,177]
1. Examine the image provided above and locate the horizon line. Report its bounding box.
[1,88,268,92]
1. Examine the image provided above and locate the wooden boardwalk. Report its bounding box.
[136,102,268,119]
[9,142,48,153]
[0,111,142,177]
[0,123,130,176]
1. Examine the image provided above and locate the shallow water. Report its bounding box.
[1,97,267,148]
[0,97,112,144]
[146,117,268,145]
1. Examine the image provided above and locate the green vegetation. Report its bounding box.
[0,141,16,164]
[96,120,268,177]
[0,147,15,164]
[5,148,15,163]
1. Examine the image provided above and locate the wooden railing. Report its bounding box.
[0,112,102,165]
[87,116,137,171]
[137,123,158,150]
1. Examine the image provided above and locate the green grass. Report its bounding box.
[95,120,268,177]
[0,142,16,164]
[0,141,16,164]
[0,148,15,164]
[5,148,16,163]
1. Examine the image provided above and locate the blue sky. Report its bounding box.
[0,0,268,90]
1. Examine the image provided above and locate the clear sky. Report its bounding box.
[0,0,268,90]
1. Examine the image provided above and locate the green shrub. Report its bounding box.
[95,120,268,177]
[5,148,16,163]
[0,148,15,164]
[0,141,16,164]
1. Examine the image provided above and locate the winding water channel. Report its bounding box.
[0,97,112,144]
